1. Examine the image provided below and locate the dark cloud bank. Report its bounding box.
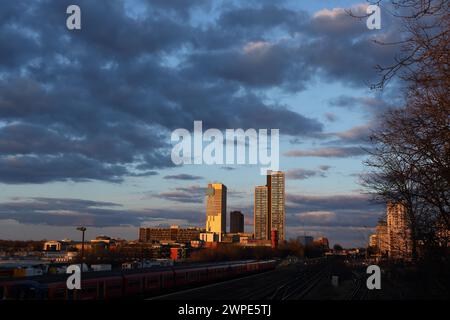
[0,0,398,184]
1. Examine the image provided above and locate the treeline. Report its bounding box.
[72,241,326,265]
[189,240,326,262]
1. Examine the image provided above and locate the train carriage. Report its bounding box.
[100,276,124,300]
[160,270,175,290]
[0,280,44,300]
[143,272,161,293]
[206,265,228,282]
[246,261,260,273]
[74,278,102,300]
[229,262,247,277]
[0,260,277,300]
[123,273,145,296]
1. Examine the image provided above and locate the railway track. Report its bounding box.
[268,264,329,300]
[150,260,331,300]
[234,261,330,300]
[347,271,368,300]
[150,266,286,300]
[234,267,300,300]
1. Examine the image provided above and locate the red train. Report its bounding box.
[0,260,276,300]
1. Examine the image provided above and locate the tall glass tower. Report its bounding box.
[254,171,285,241]
[268,171,285,241]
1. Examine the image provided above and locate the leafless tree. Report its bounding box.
[355,0,449,260]
[348,0,449,88]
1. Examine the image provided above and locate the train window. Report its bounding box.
[82,286,97,294]
[107,283,123,290]
[189,272,198,280]
[98,282,104,300]
[162,274,173,282]
[27,287,37,299]
[127,279,141,286]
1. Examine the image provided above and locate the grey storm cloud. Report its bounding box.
[0,155,128,184]
[286,226,375,248]
[286,193,383,213]
[217,5,307,32]
[329,95,396,116]
[0,197,203,227]
[319,122,376,146]
[286,168,327,180]
[280,192,383,245]
[220,166,236,171]
[155,185,207,203]
[284,146,369,158]
[163,174,204,181]
[333,124,373,144]
[0,1,399,184]
[193,4,400,88]
[285,193,384,229]
[318,165,331,171]
[324,112,337,122]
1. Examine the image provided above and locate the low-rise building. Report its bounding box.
[43,239,74,252]
[230,211,244,233]
[369,234,378,247]
[42,250,78,262]
[240,239,272,247]
[139,226,204,243]
[387,202,412,259]
[376,219,389,255]
[314,237,330,249]
[170,247,187,261]
[200,232,219,243]
[221,234,241,243]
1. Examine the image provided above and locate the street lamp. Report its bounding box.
[77,226,87,271]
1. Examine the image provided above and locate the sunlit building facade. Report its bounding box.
[387,202,412,259]
[254,171,285,241]
[315,237,330,249]
[268,171,286,241]
[254,186,269,240]
[369,234,378,247]
[139,226,203,243]
[376,219,389,255]
[206,183,227,241]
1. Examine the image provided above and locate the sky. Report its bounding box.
[0,0,406,247]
